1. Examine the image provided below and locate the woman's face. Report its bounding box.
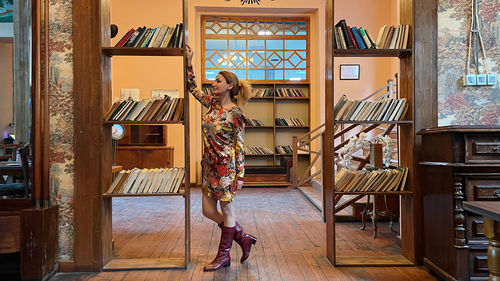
[212,74,233,96]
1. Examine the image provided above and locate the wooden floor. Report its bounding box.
[50,188,438,281]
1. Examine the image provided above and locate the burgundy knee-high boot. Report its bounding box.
[204,226,236,271]
[219,222,258,263]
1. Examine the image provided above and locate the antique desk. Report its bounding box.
[419,126,500,281]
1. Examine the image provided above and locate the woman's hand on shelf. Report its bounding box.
[185,44,194,67]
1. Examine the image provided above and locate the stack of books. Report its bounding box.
[114,23,184,48]
[247,119,265,126]
[335,167,408,192]
[107,167,185,194]
[252,88,273,98]
[105,97,184,122]
[334,95,408,122]
[245,146,274,155]
[334,19,377,49]
[274,88,306,97]
[375,24,411,49]
[275,118,306,126]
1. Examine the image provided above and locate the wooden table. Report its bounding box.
[463,201,500,281]
[0,161,23,184]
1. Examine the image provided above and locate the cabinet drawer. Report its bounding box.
[468,249,489,279]
[466,214,485,242]
[466,178,500,201]
[466,134,500,163]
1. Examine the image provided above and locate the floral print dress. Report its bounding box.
[187,67,245,202]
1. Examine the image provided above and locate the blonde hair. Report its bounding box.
[218,71,252,107]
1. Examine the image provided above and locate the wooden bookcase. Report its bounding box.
[202,82,311,186]
[98,0,190,270]
[323,0,437,266]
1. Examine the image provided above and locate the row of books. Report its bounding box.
[251,88,274,97]
[274,88,306,97]
[334,19,377,50]
[247,118,265,126]
[334,19,410,50]
[375,24,410,50]
[334,95,408,122]
[251,88,307,98]
[105,97,184,122]
[245,146,274,155]
[335,167,408,192]
[275,118,306,126]
[106,167,185,195]
[276,145,293,155]
[114,23,184,48]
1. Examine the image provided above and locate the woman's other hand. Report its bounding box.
[185,44,194,66]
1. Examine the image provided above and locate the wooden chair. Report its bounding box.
[0,144,22,161]
[0,143,30,198]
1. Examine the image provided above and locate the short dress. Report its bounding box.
[187,68,245,202]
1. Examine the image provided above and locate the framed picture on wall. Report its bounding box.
[339,64,360,80]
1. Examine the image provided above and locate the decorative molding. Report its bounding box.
[453,176,468,248]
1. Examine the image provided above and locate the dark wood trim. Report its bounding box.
[333,49,412,58]
[418,125,500,135]
[423,258,456,281]
[72,0,105,271]
[101,47,184,57]
[410,0,439,264]
[57,261,76,272]
[324,0,335,264]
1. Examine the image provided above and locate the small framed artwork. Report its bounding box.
[340,64,360,80]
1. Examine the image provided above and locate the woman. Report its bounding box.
[185,45,258,272]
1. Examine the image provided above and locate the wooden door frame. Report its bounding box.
[0,0,50,211]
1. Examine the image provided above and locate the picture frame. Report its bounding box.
[340,64,360,80]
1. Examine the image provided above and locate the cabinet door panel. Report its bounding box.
[141,149,172,168]
[117,149,141,170]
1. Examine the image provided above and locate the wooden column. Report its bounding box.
[71,0,109,271]
[324,0,335,264]
[13,0,31,144]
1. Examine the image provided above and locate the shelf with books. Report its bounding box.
[325,0,419,268]
[334,120,412,125]
[101,47,184,57]
[97,0,191,271]
[333,49,412,58]
[276,126,310,129]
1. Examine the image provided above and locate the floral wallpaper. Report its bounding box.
[438,0,500,125]
[48,0,74,261]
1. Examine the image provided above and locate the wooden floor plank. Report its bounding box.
[51,188,436,281]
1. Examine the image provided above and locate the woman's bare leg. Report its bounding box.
[220,201,236,227]
[202,192,224,224]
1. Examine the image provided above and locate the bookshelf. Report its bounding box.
[323,0,429,267]
[98,0,190,270]
[202,82,311,185]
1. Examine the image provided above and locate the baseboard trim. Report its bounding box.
[423,257,456,281]
[58,261,76,272]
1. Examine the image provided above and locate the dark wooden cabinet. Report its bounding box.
[117,146,173,170]
[419,126,500,281]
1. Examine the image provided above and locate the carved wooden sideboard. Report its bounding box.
[419,126,500,281]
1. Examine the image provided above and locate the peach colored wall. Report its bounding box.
[334,0,399,103]
[0,42,13,138]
